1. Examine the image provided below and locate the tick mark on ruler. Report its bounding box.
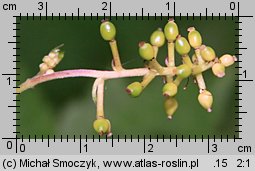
[2,73,19,75]
[77,8,80,20]
[8,41,20,44]
[235,47,246,49]
[235,111,247,114]
[111,135,114,147]
[207,135,210,153]
[47,135,50,147]
[205,8,207,20]
[175,135,178,147]
[236,79,253,82]
[235,124,242,126]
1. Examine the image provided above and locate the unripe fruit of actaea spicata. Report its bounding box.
[93,118,110,135]
[198,90,213,112]
[219,54,237,67]
[138,42,154,60]
[162,82,178,97]
[100,20,116,41]
[164,18,179,42]
[212,63,225,78]
[164,97,178,119]
[187,27,202,49]
[176,64,192,79]
[200,45,216,61]
[175,35,191,55]
[126,82,143,97]
[150,28,165,47]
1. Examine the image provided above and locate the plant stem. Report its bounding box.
[17,68,149,94]
[182,55,193,68]
[166,42,175,83]
[167,42,175,67]
[173,76,183,86]
[17,61,210,95]
[195,49,206,90]
[96,78,105,119]
[109,40,123,71]
[153,46,159,58]
[148,58,164,74]
[192,62,214,75]
[141,71,156,88]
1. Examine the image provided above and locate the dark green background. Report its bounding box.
[17,16,238,139]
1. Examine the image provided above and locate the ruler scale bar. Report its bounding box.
[0,2,254,171]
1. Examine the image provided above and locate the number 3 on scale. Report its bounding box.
[38,2,44,10]
[211,144,218,152]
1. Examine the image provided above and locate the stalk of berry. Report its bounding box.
[164,18,179,83]
[138,42,164,74]
[174,35,193,89]
[92,78,112,137]
[100,20,123,71]
[187,27,206,91]
[164,18,179,67]
[126,71,156,97]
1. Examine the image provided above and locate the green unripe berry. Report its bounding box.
[200,45,216,61]
[126,82,143,97]
[150,28,165,47]
[138,42,154,60]
[198,90,213,112]
[176,64,192,78]
[164,19,179,42]
[212,63,225,78]
[93,118,110,135]
[219,54,236,67]
[162,82,178,97]
[175,36,191,55]
[100,20,116,41]
[164,97,178,119]
[187,27,202,49]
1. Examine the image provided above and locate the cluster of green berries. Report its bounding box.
[97,19,236,135]
[39,46,64,75]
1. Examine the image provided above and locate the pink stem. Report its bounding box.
[17,68,150,94]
